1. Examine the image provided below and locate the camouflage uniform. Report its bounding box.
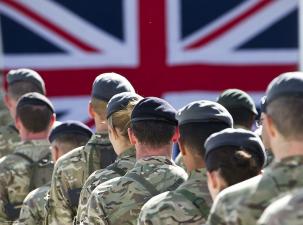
[207,156,303,225]
[0,140,50,224]
[46,133,114,225]
[14,185,50,225]
[76,147,136,224]
[86,156,188,225]
[257,188,303,225]
[0,98,12,127]
[0,124,20,158]
[138,168,212,225]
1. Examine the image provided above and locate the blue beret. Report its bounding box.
[92,72,135,101]
[266,72,303,107]
[106,92,143,119]
[49,120,93,143]
[17,92,54,113]
[131,97,177,125]
[7,68,46,94]
[177,100,233,127]
[205,128,266,167]
[217,89,257,115]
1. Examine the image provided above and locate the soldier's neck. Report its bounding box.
[20,130,49,141]
[135,143,172,160]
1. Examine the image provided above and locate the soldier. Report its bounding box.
[75,92,142,224]
[86,97,188,225]
[0,92,55,224]
[46,73,135,224]
[15,121,93,225]
[257,189,303,225]
[138,100,233,225]
[205,128,265,199]
[0,68,46,158]
[207,72,303,225]
[217,88,257,130]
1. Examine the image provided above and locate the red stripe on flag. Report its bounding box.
[2,0,99,53]
[185,1,273,50]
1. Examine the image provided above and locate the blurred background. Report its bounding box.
[0,0,298,125]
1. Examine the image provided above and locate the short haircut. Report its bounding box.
[53,133,90,153]
[267,96,303,139]
[131,121,176,148]
[225,107,255,129]
[206,146,262,186]
[8,81,45,101]
[16,105,53,132]
[91,97,107,120]
[179,122,230,159]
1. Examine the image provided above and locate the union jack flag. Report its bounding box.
[0,0,298,123]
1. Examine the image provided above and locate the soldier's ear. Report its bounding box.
[88,101,95,119]
[128,128,137,145]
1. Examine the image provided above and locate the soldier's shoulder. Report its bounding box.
[55,145,85,169]
[0,153,27,169]
[24,185,49,202]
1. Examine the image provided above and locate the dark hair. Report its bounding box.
[206,146,261,186]
[16,105,53,132]
[131,121,176,148]
[226,107,255,129]
[179,122,230,159]
[54,133,90,150]
[8,81,45,100]
[267,96,303,139]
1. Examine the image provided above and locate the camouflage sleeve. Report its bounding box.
[46,163,74,225]
[0,166,13,224]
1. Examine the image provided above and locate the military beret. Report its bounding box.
[92,72,135,101]
[131,97,177,125]
[49,120,93,143]
[205,128,266,167]
[266,72,303,106]
[177,100,233,127]
[106,92,143,119]
[16,92,54,113]
[217,89,258,115]
[7,68,46,94]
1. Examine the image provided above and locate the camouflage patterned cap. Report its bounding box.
[106,92,143,119]
[217,89,258,115]
[49,120,93,143]
[92,72,135,101]
[16,92,54,113]
[205,128,266,166]
[266,72,303,106]
[131,97,177,125]
[7,68,46,94]
[177,100,233,127]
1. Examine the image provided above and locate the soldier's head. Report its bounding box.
[5,68,46,118]
[263,72,303,160]
[106,92,143,155]
[217,89,257,130]
[15,92,55,140]
[89,72,135,131]
[49,121,92,162]
[129,97,178,158]
[176,100,233,172]
[205,128,265,199]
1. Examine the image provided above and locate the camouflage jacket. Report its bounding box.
[46,133,115,225]
[0,139,51,224]
[257,188,303,225]
[138,168,212,225]
[76,147,136,224]
[85,156,188,225]
[207,155,303,225]
[0,124,20,158]
[0,96,13,127]
[14,185,50,225]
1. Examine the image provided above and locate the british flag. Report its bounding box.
[0,0,298,123]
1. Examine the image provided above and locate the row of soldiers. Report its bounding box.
[0,68,301,225]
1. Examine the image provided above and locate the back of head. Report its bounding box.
[130,97,177,148]
[265,72,303,140]
[205,128,265,186]
[217,89,257,129]
[106,92,143,141]
[91,72,135,119]
[7,68,46,100]
[176,100,233,159]
[16,92,54,133]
